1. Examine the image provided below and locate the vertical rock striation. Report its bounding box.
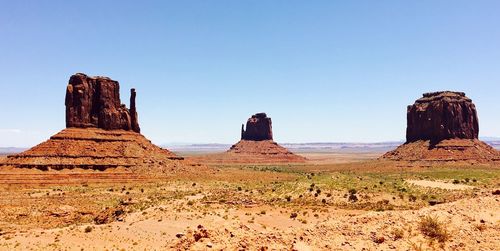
[65,73,140,133]
[382,91,499,162]
[406,91,478,143]
[241,113,273,141]
[1,73,206,174]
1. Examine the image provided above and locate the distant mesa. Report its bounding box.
[1,73,201,174]
[241,113,273,141]
[382,91,499,162]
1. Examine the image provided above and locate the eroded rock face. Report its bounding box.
[241,113,273,141]
[406,91,479,143]
[65,73,140,133]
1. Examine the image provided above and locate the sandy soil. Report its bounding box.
[1,192,498,250]
[407,179,475,190]
[0,159,499,250]
[299,152,382,164]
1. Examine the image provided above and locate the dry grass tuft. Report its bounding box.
[418,215,450,243]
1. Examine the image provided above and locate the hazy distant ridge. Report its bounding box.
[3,139,499,155]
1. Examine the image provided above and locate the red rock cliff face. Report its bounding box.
[241,113,273,141]
[406,91,478,143]
[65,73,140,133]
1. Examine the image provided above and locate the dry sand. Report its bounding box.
[0,154,499,250]
[1,193,498,250]
[407,179,475,190]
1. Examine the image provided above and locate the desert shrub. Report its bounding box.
[409,194,417,202]
[452,179,460,184]
[290,212,298,219]
[474,224,486,232]
[348,189,357,195]
[84,226,93,233]
[391,228,404,240]
[410,241,424,251]
[372,236,385,244]
[418,216,450,243]
[428,200,440,206]
[285,195,292,202]
[348,194,358,202]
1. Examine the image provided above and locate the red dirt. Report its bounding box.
[189,140,306,164]
[1,128,210,176]
[381,139,500,163]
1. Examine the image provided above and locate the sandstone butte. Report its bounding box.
[382,91,500,162]
[1,73,204,175]
[192,113,306,164]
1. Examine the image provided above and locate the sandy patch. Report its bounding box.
[406,179,475,190]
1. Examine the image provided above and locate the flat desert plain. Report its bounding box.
[0,152,499,250]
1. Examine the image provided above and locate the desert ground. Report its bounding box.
[0,151,499,251]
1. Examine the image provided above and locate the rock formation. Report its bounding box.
[382,91,499,162]
[2,73,205,175]
[130,88,140,133]
[241,113,273,141]
[65,73,140,132]
[190,113,305,164]
[406,91,478,143]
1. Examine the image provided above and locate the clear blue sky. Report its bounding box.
[1,1,500,147]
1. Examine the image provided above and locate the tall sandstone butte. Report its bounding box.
[406,91,478,143]
[223,113,305,163]
[1,73,208,175]
[241,113,273,141]
[65,73,140,133]
[382,91,499,162]
[189,112,305,164]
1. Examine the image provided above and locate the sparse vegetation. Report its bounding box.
[418,216,450,243]
[0,161,498,249]
[391,228,404,240]
[84,226,93,233]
